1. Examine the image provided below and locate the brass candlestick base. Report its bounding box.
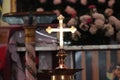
[42,69,83,80]
[52,75,73,80]
[56,49,68,69]
[24,26,36,43]
[41,49,83,80]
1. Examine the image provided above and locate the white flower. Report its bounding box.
[109,16,120,31]
[108,0,115,7]
[89,24,98,34]
[105,8,114,16]
[92,13,105,21]
[103,24,114,37]
[67,18,78,26]
[92,13,105,29]
[53,0,61,5]
[79,23,89,31]
[80,0,87,5]
[72,30,81,41]
[94,19,104,29]
[79,15,91,23]
[98,0,105,3]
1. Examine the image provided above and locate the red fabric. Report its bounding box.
[0,46,7,70]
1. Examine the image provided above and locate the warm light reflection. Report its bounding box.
[51,75,74,80]
[59,64,63,69]
[52,75,55,80]
[61,75,65,80]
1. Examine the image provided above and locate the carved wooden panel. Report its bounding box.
[0,28,10,44]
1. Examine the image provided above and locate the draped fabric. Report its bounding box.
[8,44,26,80]
[9,31,25,80]
[8,27,57,80]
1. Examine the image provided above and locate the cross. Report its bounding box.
[46,15,76,49]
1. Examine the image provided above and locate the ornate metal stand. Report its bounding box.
[42,15,83,80]
[42,49,82,80]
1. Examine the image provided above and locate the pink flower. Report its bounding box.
[71,13,77,18]
[86,18,93,24]
[79,23,89,31]
[88,5,96,9]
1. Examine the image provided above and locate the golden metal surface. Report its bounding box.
[51,75,74,80]
[24,26,36,43]
[46,14,76,49]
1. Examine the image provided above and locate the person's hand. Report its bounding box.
[53,0,61,5]
[36,8,44,12]
[53,9,61,16]
[65,6,77,16]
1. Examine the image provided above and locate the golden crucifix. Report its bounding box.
[46,15,76,49]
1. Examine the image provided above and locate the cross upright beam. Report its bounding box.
[46,15,76,49]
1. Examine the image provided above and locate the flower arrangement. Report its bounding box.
[65,5,120,45]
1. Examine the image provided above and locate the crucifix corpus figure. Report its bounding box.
[46,14,76,49]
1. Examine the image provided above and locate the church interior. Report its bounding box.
[1,0,120,80]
